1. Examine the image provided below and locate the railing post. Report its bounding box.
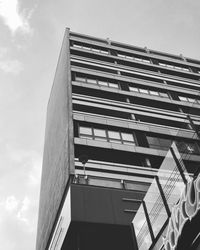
[170,147,187,185]
[187,114,200,139]
[142,200,155,243]
[155,176,171,218]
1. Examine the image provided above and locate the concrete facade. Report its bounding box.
[36,29,200,250]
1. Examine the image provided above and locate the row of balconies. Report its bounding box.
[71,66,200,97]
[70,40,200,82]
[69,32,200,74]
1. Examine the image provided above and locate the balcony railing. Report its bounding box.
[132,142,192,250]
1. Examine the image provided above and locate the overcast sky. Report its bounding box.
[0,0,200,249]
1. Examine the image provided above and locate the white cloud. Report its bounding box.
[5,196,19,212]
[0,143,42,249]
[17,197,30,224]
[28,157,42,186]
[0,59,23,74]
[0,0,33,34]
[0,46,24,74]
[0,47,8,57]
[0,195,37,249]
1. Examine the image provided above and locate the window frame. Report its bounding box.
[158,62,190,72]
[179,95,199,104]
[75,74,120,89]
[129,85,169,99]
[146,136,172,151]
[79,125,136,145]
[117,52,150,64]
[73,43,109,55]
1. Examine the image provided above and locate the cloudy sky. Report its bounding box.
[0,0,200,249]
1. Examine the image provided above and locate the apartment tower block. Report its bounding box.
[36,28,200,250]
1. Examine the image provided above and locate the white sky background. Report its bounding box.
[0,0,200,249]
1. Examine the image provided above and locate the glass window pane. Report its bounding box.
[129,86,139,92]
[98,81,108,86]
[188,98,195,103]
[83,46,90,50]
[159,63,165,66]
[108,131,121,139]
[87,78,97,84]
[73,44,82,48]
[139,89,149,94]
[109,83,119,89]
[135,57,142,61]
[147,136,159,145]
[101,50,108,54]
[76,76,86,82]
[121,132,134,142]
[179,96,187,101]
[159,92,168,98]
[92,48,100,52]
[187,144,195,153]
[159,138,172,147]
[143,59,150,63]
[118,53,125,58]
[80,127,92,135]
[94,128,106,137]
[185,143,200,154]
[149,90,159,96]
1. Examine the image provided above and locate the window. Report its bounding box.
[108,131,121,144]
[147,136,200,155]
[179,96,199,104]
[98,80,119,89]
[149,90,159,96]
[73,43,109,54]
[147,136,172,151]
[93,128,107,141]
[87,79,97,84]
[176,141,200,155]
[129,85,169,98]
[179,96,187,102]
[129,86,139,92]
[118,53,129,59]
[139,89,149,94]
[92,48,100,53]
[188,98,196,103]
[158,62,189,72]
[73,44,82,49]
[76,76,86,82]
[79,126,136,145]
[79,127,93,139]
[98,80,108,86]
[134,57,150,63]
[121,132,135,145]
[117,53,150,63]
[75,75,119,89]
[101,50,109,54]
[82,46,90,50]
[109,83,119,89]
[159,92,169,98]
